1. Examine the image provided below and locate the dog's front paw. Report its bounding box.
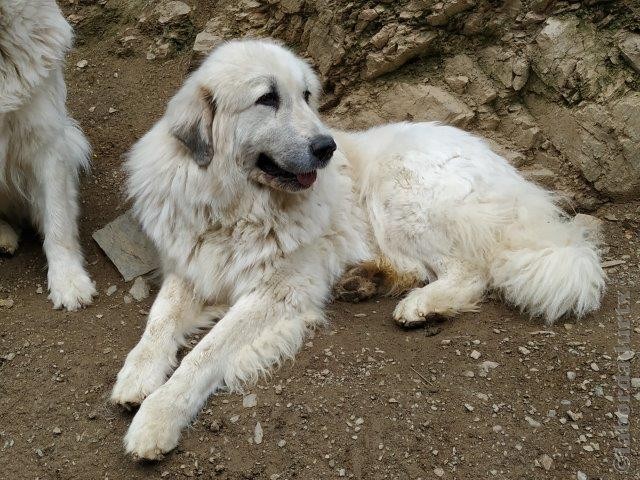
[393,289,439,328]
[48,265,97,311]
[0,222,19,255]
[124,390,182,460]
[111,344,171,408]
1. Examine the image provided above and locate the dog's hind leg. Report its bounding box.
[33,125,96,310]
[393,258,487,328]
[111,274,225,408]
[0,219,20,255]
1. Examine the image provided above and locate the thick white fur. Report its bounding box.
[0,0,96,309]
[113,39,605,459]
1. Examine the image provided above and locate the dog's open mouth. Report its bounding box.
[255,153,317,191]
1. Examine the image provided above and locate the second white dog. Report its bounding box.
[112,39,605,459]
[0,0,96,309]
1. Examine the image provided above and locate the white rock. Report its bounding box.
[539,454,553,471]
[617,350,635,361]
[105,285,117,296]
[478,360,499,377]
[155,1,191,25]
[518,346,531,355]
[129,277,150,301]
[470,350,481,359]
[193,31,223,55]
[434,467,445,477]
[277,439,286,447]
[243,393,257,408]
[76,59,88,68]
[577,472,587,480]
[631,378,640,388]
[567,371,576,381]
[525,416,541,428]
[254,422,263,444]
[0,298,14,308]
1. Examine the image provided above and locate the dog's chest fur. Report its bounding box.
[146,159,371,305]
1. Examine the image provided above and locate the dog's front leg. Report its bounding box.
[124,289,321,460]
[111,274,226,407]
[33,131,96,310]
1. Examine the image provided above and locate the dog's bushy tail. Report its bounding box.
[490,215,605,325]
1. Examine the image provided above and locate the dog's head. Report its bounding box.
[166,39,335,193]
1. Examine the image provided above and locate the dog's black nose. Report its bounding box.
[309,135,337,166]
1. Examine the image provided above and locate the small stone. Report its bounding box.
[602,259,626,268]
[539,454,553,471]
[52,427,62,435]
[338,469,346,477]
[108,107,117,114]
[193,31,224,55]
[577,472,587,480]
[462,370,475,378]
[445,75,469,94]
[567,371,576,381]
[492,425,503,433]
[76,59,88,68]
[434,467,445,477]
[518,346,531,355]
[617,350,635,361]
[105,285,117,296]
[0,298,14,308]
[156,1,191,25]
[631,378,640,388]
[129,277,150,301]
[525,416,541,428]
[464,403,475,412]
[1,353,16,362]
[277,439,286,447]
[253,422,263,445]
[478,360,499,377]
[229,415,239,423]
[355,417,364,425]
[243,394,257,408]
[567,410,583,422]
[274,385,283,394]
[470,350,481,359]
[590,362,599,371]
[36,286,43,294]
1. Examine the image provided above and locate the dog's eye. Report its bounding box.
[256,90,279,109]
[303,90,311,103]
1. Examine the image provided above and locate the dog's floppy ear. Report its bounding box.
[170,85,216,168]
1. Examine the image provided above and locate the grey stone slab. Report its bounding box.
[92,210,159,281]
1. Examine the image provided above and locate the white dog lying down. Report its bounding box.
[0,0,96,309]
[112,39,605,459]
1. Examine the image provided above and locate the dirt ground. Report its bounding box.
[1,6,640,480]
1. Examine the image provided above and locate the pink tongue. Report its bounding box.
[296,171,317,187]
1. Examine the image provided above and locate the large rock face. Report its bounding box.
[68,0,640,204]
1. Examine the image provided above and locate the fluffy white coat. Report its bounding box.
[112,39,605,459]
